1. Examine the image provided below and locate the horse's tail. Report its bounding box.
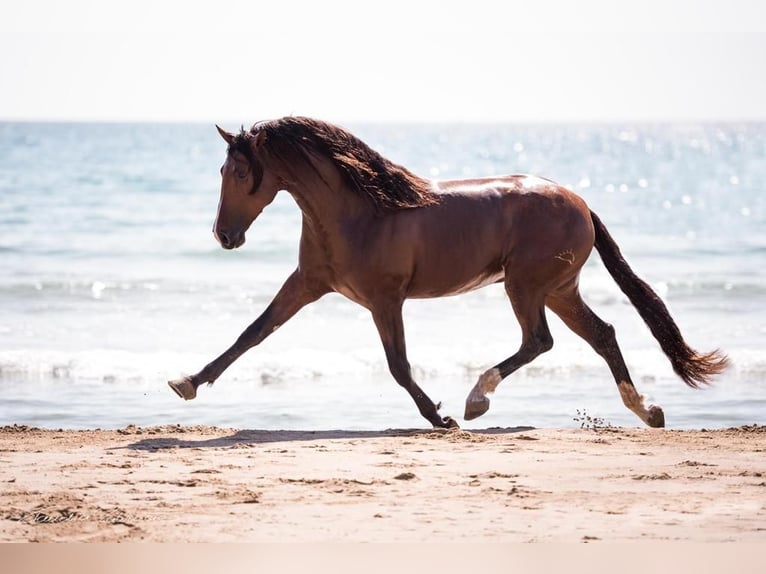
[590,210,729,387]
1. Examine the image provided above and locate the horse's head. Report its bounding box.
[213,125,280,249]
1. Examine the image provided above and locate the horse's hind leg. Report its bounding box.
[546,284,665,428]
[464,280,554,420]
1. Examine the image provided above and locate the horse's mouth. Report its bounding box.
[225,235,246,250]
[218,232,246,250]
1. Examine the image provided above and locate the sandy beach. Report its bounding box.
[0,424,764,542]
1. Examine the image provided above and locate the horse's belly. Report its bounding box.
[408,268,504,298]
[445,271,505,296]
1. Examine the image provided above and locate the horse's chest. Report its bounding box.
[329,261,410,307]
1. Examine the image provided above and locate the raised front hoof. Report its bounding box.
[168,377,197,401]
[647,405,665,428]
[463,395,490,421]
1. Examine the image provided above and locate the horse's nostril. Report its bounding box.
[217,230,230,246]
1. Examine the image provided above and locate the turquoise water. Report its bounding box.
[1,122,764,430]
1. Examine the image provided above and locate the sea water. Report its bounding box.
[0,122,764,430]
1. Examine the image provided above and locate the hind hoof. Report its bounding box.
[647,405,665,428]
[464,395,490,421]
[168,377,197,401]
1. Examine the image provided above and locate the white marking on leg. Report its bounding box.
[465,368,502,420]
[466,368,501,405]
[617,381,652,425]
[479,368,502,395]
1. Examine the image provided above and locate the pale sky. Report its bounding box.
[1,0,765,123]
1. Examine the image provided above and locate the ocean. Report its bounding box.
[1,121,764,430]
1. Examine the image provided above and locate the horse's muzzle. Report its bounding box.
[215,229,246,250]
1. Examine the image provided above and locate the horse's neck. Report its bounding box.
[285,167,373,264]
[285,160,370,226]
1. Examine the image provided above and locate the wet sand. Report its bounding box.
[0,424,764,542]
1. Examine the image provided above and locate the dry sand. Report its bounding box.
[0,424,764,542]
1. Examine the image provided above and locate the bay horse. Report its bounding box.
[168,117,728,428]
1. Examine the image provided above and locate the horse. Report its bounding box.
[168,116,728,429]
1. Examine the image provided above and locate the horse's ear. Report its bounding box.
[216,125,235,145]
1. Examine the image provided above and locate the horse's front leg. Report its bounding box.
[371,302,459,429]
[168,270,325,400]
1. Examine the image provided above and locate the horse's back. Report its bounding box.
[393,175,593,297]
[437,174,594,252]
[435,174,595,286]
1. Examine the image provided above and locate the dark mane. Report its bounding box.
[228,129,258,165]
[247,117,439,212]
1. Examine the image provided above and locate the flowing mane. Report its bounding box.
[242,117,439,212]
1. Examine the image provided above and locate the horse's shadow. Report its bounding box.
[123,426,536,451]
